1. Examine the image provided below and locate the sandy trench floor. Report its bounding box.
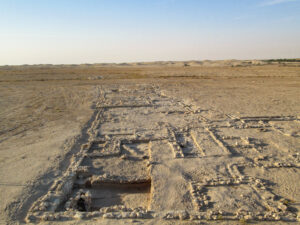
[0,63,300,224]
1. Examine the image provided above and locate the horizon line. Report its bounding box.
[1,57,300,67]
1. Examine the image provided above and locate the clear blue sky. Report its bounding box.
[1,0,300,65]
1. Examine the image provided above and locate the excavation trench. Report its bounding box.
[64,180,152,212]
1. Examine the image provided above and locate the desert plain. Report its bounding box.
[0,60,300,225]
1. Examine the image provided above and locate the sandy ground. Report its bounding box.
[0,61,299,224]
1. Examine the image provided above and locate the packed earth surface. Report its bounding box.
[0,60,300,224]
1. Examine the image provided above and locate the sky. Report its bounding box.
[0,0,300,65]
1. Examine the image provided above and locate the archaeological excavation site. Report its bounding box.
[2,1,300,224]
[1,63,300,224]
